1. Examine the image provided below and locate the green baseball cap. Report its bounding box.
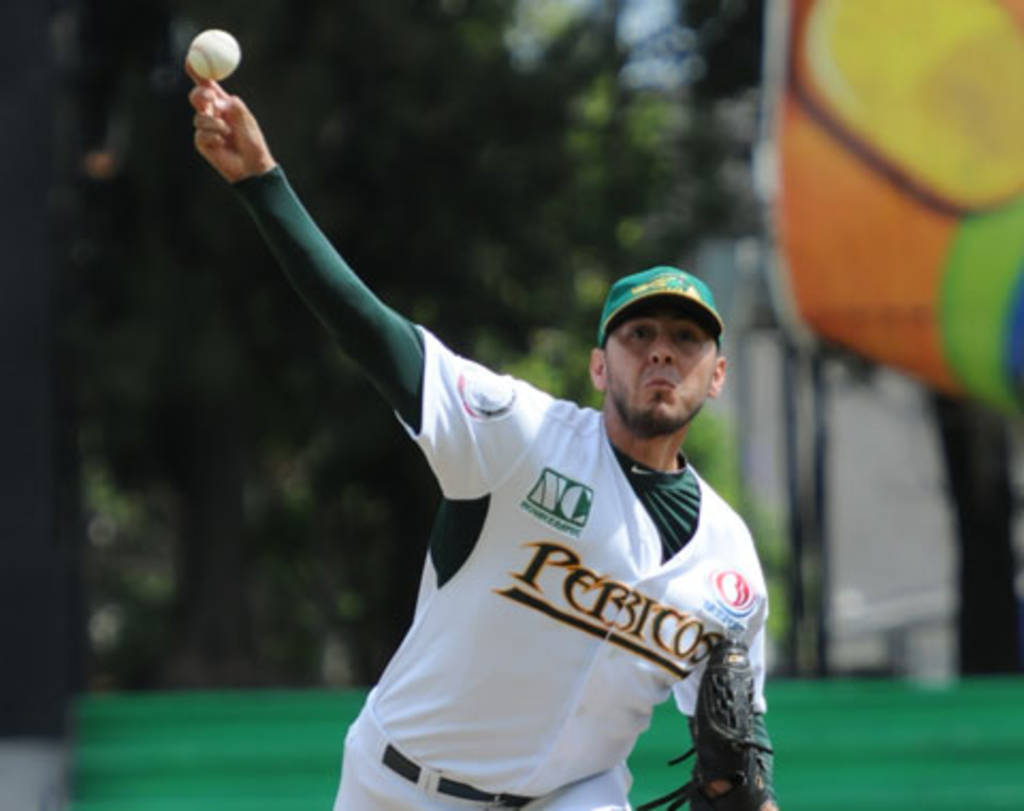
[597,265,724,346]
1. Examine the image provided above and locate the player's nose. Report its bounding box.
[647,331,675,364]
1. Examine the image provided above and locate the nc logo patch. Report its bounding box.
[521,468,594,538]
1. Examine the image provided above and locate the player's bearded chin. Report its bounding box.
[607,373,702,438]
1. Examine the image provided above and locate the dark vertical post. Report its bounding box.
[0,0,73,737]
[782,339,805,675]
[782,339,829,676]
[811,350,829,676]
[933,394,1019,674]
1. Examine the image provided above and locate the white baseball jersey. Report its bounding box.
[366,328,769,798]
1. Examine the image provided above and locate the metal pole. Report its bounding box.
[811,350,829,676]
[782,338,805,675]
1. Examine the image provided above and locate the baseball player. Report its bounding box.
[189,70,779,811]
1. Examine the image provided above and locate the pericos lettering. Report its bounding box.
[497,541,722,680]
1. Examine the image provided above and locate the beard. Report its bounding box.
[608,382,703,439]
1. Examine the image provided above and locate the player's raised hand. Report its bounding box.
[187,61,276,184]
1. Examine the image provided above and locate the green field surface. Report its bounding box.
[71,677,1024,810]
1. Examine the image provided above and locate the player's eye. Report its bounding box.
[674,327,701,344]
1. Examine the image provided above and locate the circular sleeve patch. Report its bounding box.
[457,368,517,420]
[709,569,757,619]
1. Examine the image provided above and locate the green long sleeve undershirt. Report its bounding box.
[234,167,425,431]
[753,712,776,803]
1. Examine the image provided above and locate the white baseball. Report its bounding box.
[186,29,241,81]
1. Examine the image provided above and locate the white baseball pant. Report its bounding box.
[332,708,632,810]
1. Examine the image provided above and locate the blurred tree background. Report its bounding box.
[60,0,777,690]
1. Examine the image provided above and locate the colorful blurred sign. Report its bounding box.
[768,0,1024,411]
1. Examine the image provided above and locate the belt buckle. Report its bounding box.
[384,743,531,807]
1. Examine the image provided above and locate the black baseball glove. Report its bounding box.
[637,639,775,811]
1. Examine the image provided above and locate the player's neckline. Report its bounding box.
[611,445,691,485]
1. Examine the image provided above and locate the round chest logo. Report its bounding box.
[711,569,756,618]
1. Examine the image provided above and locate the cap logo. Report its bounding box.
[626,276,708,307]
[630,274,697,299]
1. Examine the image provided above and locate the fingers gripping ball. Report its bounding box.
[187,29,241,81]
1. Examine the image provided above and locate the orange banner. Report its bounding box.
[769,0,1024,411]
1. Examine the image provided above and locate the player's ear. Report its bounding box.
[707,354,727,399]
[589,348,607,392]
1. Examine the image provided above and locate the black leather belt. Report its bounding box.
[382,744,534,807]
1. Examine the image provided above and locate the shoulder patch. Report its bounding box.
[457,368,516,420]
[709,568,757,619]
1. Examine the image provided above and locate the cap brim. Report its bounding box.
[601,292,724,345]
